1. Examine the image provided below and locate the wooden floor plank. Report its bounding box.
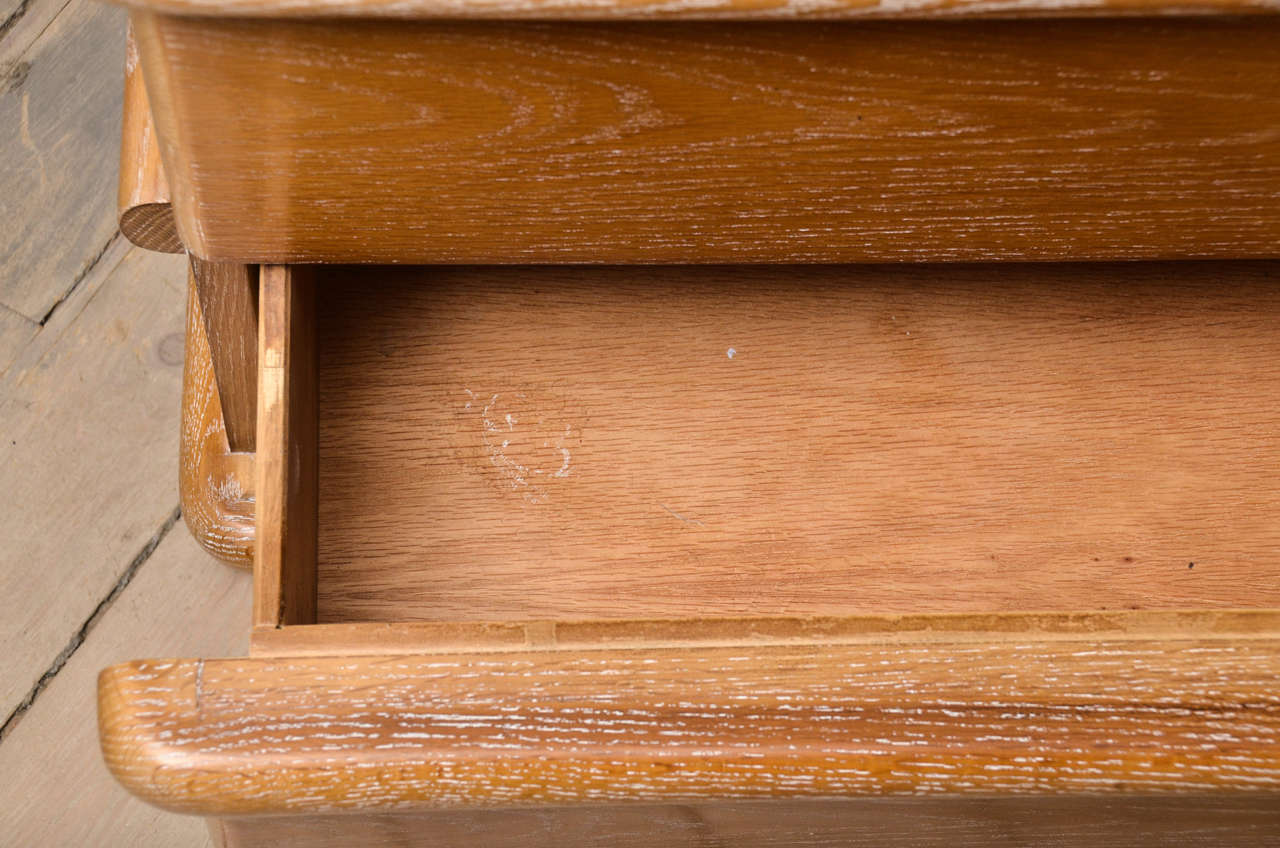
[0,302,37,377]
[1,5,222,842]
[0,522,249,847]
[1,0,83,76]
[0,242,187,722]
[0,0,125,321]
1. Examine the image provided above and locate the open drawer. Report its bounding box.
[100,261,1280,844]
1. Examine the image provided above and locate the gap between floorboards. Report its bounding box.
[35,231,120,326]
[0,504,182,744]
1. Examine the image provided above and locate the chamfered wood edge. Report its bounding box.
[99,637,1280,815]
[107,0,1280,22]
[119,24,180,254]
[181,261,254,568]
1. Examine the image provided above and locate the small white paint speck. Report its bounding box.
[727,348,736,359]
[554,447,571,478]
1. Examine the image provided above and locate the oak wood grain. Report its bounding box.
[312,262,1280,623]
[116,24,180,255]
[181,261,255,568]
[210,797,1280,848]
[99,637,1280,815]
[255,265,317,627]
[192,258,257,452]
[130,16,1280,265]
[117,24,179,254]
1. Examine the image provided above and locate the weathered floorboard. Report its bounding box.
[0,0,74,68]
[0,303,37,377]
[0,241,187,722]
[0,0,126,320]
[0,523,249,847]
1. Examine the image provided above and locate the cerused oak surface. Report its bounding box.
[98,637,1280,814]
[130,16,1280,265]
[180,262,255,568]
[118,24,180,253]
[311,262,1280,623]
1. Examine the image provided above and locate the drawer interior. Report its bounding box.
[288,262,1280,626]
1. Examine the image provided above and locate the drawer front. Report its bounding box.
[134,16,1280,264]
[101,641,1280,815]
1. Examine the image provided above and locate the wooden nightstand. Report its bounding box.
[101,7,1280,845]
